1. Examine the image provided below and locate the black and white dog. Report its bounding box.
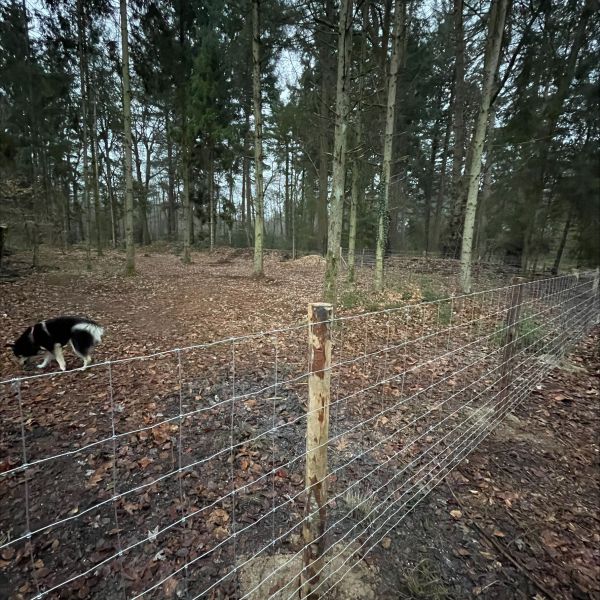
[7,317,104,371]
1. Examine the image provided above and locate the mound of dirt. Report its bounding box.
[295,254,326,267]
[238,543,376,599]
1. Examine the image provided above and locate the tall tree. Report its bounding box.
[316,0,336,255]
[459,0,510,293]
[120,0,135,275]
[323,0,354,303]
[442,0,466,257]
[374,0,405,292]
[347,0,369,283]
[252,0,265,276]
[76,0,92,270]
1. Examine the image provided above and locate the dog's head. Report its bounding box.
[5,343,26,366]
[6,328,39,366]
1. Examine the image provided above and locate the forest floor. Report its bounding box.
[0,246,598,600]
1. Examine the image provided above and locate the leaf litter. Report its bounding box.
[0,248,597,599]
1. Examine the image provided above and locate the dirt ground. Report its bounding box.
[0,247,598,600]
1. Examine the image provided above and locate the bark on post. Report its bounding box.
[301,302,333,599]
[499,276,526,408]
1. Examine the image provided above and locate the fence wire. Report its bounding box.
[0,271,598,599]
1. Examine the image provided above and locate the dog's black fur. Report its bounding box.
[7,316,104,371]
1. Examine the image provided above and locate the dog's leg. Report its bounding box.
[54,344,66,371]
[70,340,92,369]
[37,351,54,369]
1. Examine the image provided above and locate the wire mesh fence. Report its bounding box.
[1,271,598,599]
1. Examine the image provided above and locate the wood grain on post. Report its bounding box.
[499,276,526,408]
[301,302,333,599]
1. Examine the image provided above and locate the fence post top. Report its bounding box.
[309,302,334,309]
[308,302,333,323]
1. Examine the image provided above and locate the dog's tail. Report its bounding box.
[72,321,104,344]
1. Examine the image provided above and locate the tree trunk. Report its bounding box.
[374,0,405,292]
[551,210,572,275]
[181,139,192,263]
[284,144,290,238]
[424,125,441,255]
[73,175,84,242]
[241,140,247,235]
[252,0,265,276]
[459,0,509,293]
[90,92,103,256]
[120,0,135,275]
[387,0,412,252]
[61,177,70,249]
[64,154,73,245]
[316,0,336,256]
[443,0,466,258]
[475,103,496,259]
[77,0,92,270]
[209,151,215,251]
[165,111,177,241]
[432,98,453,253]
[323,0,354,304]
[100,126,118,249]
[347,163,359,283]
[132,134,150,245]
[143,138,152,245]
[347,0,369,283]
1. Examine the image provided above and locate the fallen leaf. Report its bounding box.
[1,548,15,560]
[147,525,160,542]
[139,457,153,469]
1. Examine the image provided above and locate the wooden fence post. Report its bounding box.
[301,302,333,599]
[499,276,526,408]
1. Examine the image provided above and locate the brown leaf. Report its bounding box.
[163,577,178,598]
[139,457,153,469]
[450,509,462,520]
[381,537,392,550]
[1,548,15,560]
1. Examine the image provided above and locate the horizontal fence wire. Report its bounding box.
[0,271,597,599]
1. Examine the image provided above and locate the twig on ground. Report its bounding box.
[446,481,561,600]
